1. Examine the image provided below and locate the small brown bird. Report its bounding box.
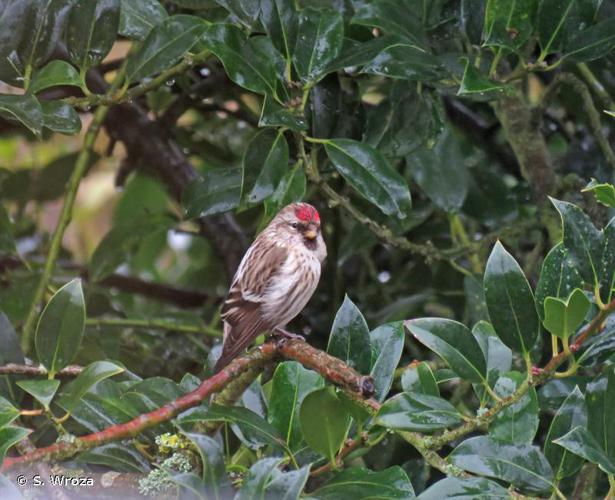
[213,203,327,372]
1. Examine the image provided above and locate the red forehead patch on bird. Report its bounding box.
[295,204,320,222]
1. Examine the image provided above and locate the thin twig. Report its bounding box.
[0,364,83,377]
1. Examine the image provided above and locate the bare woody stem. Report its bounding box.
[0,364,83,377]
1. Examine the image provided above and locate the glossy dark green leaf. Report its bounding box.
[406,130,468,213]
[405,318,487,384]
[236,458,309,500]
[535,243,584,321]
[325,139,411,219]
[458,58,511,97]
[34,279,85,376]
[242,128,289,204]
[599,218,615,304]
[260,0,297,62]
[182,167,242,219]
[417,476,509,500]
[0,427,31,464]
[263,166,306,222]
[0,206,16,258]
[67,0,120,70]
[78,443,150,473]
[0,94,43,136]
[326,35,406,74]
[401,362,439,397]
[16,379,60,410]
[213,0,260,29]
[182,432,227,497]
[292,8,343,84]
[370,322,404,402]
[554,426,615,474]
[543,288,590,340]
[57,361,124,413]
[177,405,286,450]
[376,392,462,432]
[299,387,350,463]
[448,436,554,493]
[30,60,82,94]
[41,101,81,135]
[360,43,443,81]
[484,241,539,353]
[490,371,539,443]
[483,0,537,51]
[0,313,23,404]
[537,0,580,56]
[551,198,603,286]
[352,0,425,46]
[586,367,615,461]
[0,396,19,428]
[126,15,206,82]
[544,386,587,479]
[472,321,512,383]
[119,0,168,40]
[327,295,371,374]
[312,466,415,500]
[564,18,615,62]
[89,214,171,281]
[205,24,279,96]
[583,179,615,208]
[259,95,307,132]
[268,361,323,450]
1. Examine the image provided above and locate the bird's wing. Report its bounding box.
[214,241,288,372]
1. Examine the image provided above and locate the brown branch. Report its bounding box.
[0,364,83,377]
[1,339,375,470]
[310,433,368,476]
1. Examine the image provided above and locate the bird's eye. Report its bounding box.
[290,222,299,229]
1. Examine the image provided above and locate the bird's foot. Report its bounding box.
[273,328,305,341]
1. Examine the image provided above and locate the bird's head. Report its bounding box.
[273,203,323,250]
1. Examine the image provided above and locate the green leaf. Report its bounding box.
[0,206,17,258]
[405,318,487,384]
[0,396,19,428]
[119,0,168,40]
[259,95,307,132]
[260,0,297,63]
[327,295,372,374]
[177,405,286,450]
[0,427,31,464]
[268,361,323,450]
[545,386,587,479]
[484,241,539,354]
[299,387,350,463]
[34,279,85,376]
[324,139,412,219]
[370,322,404,402]
[67,0,120,70]
[213,0,260,30]
[30,60,82,94]
[554,426,615,474]
[360,43,443,81]
[600,218,615,304]
[78,443,150,473]
[537,0,580,56]
[401,361,439,397]
[262,166,306,222]
[583,179,615,208]
[535,243,584,321]
[351,0,425,46]
[236,457,309,500]
[564,18,615,62]
[126,15,206,82]
[472,321,512,384]
[0,94,43,136]
[458,57,511,97]
[490,371,539,443]
[448,436,554,493]
[292,8,343,84]
[543,288,590,340]
[181,432,228,497]
[57,361,124,413]
[586,367,615,462]
[182,167,241,219]
[242,128,289,204]
[483,0,538,52]
[0,313,24,404]
[205,24,280,96]
[16,379,60,410]
[312,466,415,500]
[417,476,509,499]
[406,130,468,213]
[551,198,603,286]
[41,101,82,135]
[375,392,462,432]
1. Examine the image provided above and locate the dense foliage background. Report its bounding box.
[1,0,615,498]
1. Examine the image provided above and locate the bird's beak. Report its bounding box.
[304,229,317,240]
